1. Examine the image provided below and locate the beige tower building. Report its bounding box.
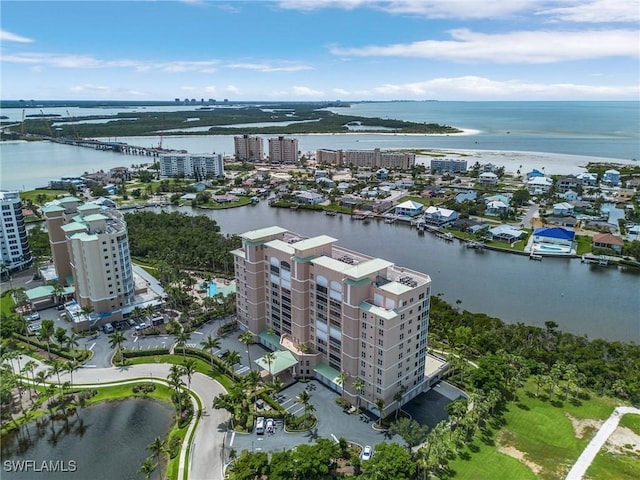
[42,197,135,322]
[233,226,432,416]
[268,136,298,164]
[234,135,264,162]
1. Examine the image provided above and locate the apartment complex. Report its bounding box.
[234,135,264,162]
[232,226,432,415]
[316,148,415,170]
[0,191,32,273]
[159,153,225,178]
[430,158,468,173]
[42,197,135,324]
[268,136,299,164]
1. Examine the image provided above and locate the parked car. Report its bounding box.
[28,323,42,334]
[26,312,40,321]
[216,349,230,359]
[255,416,265,435]
[361,445,373,461]
[56,304,66,311]
[103,323,114,334]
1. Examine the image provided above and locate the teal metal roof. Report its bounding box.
[255,350,298,375]
[360,301,399,320]
[313,363,341,384]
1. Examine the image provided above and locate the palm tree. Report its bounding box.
[175,330,192,360]
[239,330,254,371]
[244,370,261,405]
[131,306,145,322]
[108,331,126,365]
[138,457,157,480]
[352,377,365,412]
[336,371,349,391]
[182,358,196,391]
[374,398,386,427]
[225,350,241,371]
[23,360,38,404]
[263,351,276,377]
[147,436,166,478]
[35,370,49,389]
[270,377,284,396]
[64,361,79,388]
[200,334,221,371]
[38,320,55,358]
[168,366,185,417]
[394,384,407,420]
[48,360,65,394]
[64,333,80,361]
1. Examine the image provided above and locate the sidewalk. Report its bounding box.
[565,406,640,480]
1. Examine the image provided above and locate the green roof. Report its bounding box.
[77,203,100,212]
[25,285,54,300]
[265,239,295,254]
[343,258,392,280]
[379,282,414,295]
[258,330,282,350]
[255,350,298,375]
[57,196,81,204]
[241,226,287,242]
[41,204,65,213]
[61,222,88,233]
[314,363,341,384]
[293,235,337,252]
[360,301,399,320]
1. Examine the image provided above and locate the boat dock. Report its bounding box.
[529,254,543,261]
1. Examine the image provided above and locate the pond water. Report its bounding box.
[1,398,174,479]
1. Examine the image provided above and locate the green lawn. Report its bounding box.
[619,414,640,435]
[586,450,640,480]
[447,438,539,480]
[1,290,15,316]
[19,189,70,203]
[576,235,593,255]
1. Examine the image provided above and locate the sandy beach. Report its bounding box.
[414,148,637,176]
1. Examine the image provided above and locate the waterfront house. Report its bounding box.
[421,206,458,227]
[180,193,197,201]
[544,216,578,228]
[478,172,499,186]
[527,176,553,195]
[603,169,620,186]
[627,224,640,241]
[532,227,575,246]
[316,177,336,189]
[557,175,582,193]
[576,172,598,186]
[295,191,324,205]
[552,202,575,217]
[394,200,424,218]
[592,233,624,253]
[486,225,525,244]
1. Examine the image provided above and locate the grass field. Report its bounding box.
[447,381,630,480]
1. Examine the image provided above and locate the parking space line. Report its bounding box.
[193,331,203,335]
[134,337,138,343]
[88,342,96,351]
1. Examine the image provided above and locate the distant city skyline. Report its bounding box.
[2,0,639,101]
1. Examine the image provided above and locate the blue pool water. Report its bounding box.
[207,282,218,297]
[537,244,569,252]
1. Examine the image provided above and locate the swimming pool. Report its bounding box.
[207,282,218,297]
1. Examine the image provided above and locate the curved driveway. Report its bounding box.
[15,357,229,480]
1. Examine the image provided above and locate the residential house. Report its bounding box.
[316,177,336,189]
[376,168,389,180]
[557,175,582,193]
[295,191,324,205]
[478,172,499,186]
[544,216,578,228]
[486,225,526,244]
[592,233,624,253]
[394,200,424,218]
[486,200,509,216]
[526,169,545,180]
[421,206,458,227]
[576,172,598,186]
[603,169,620,186]
[532,227,575,246]
[527,176,553,195]
[552,202,575,217]
[562,190,579,202]
[455,191,477,203]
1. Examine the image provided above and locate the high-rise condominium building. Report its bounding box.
[232,226,432,415]
[159,153,225,178]
[268,136,298,164]
[234,135,264,162]
[42,197,134,320]
[430,158,468,173]
[316,148,415,169]
[0,191,32,273]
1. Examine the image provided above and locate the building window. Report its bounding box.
[378,318,384,326]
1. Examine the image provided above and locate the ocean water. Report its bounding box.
[1,101,638,191]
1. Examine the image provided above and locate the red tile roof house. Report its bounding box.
[592,233,624,254]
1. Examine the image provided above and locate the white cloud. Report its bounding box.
[331,28,639,63]
[292,86,325,97]
[0,29,34,43]
[372,76,639,100]
[226,62,313,72]
[539,0,640,23]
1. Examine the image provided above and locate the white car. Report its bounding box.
[361,445,373,461]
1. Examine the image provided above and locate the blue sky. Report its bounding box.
[2,0,639,101]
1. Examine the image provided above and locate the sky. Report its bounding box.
[1,0,639,101]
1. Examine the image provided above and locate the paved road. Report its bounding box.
[13,356,229,480]
[565,405,640,480]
